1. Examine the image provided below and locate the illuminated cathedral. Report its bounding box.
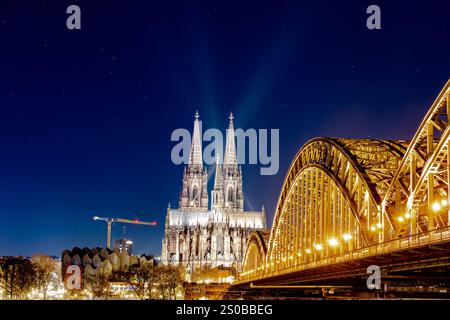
[161,112,266,276]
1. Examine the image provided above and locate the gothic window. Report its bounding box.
[217,233,224,254]
[195,233,199,256]
[191,185,199,203]
[227,186,234,203]
[170,234,177,252]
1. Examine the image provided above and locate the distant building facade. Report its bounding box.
[161,112,266,277]
[61,247,156,285]
[114,238,133,255]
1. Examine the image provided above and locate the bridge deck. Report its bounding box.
[237,226,450,287]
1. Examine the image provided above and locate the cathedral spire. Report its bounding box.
[223,112,237,168]
[188,111,203,167]
[214,154,222,190]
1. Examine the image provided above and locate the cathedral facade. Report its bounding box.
[161,112,266,275]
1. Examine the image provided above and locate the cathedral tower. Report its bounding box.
[222,112,244,211]
[179,111,208,210]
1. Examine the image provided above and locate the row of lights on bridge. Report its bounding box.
[396,199,448,223]
[241,233,354,276]
[243,198,450,278]
[303,233,353,255]
[366,199,449,230]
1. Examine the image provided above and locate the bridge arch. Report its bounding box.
[265,137,406,271]
[241,231,269,276]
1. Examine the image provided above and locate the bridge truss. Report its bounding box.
[240,80,450,286]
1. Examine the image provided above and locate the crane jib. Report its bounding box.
[92,215,158,249]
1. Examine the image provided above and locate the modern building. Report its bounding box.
[161,112,266,279]
[114,239,133,255]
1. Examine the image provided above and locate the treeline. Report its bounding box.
[0,254,57,300]
[79,263,185,300]
[1,250,186,300]
[129,264,184,300]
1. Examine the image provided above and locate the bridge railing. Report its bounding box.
[238,225,450,283]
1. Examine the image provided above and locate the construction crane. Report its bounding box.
[93,216,158,249]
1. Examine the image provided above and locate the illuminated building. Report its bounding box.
[114,238,133,255]
[161,112,267,278]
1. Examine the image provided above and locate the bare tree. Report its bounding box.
[154,265,184,300]
[31,254,56,300]
[0,257,35,299]
[84,272,111,300]
[165,265,184,300]
[155,266,170,299]
[129,263,157,300]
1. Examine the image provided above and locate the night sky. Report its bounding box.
[1,0,449,257]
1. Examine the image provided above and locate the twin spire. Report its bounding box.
[182,111,243,212]
[188,111,238,170]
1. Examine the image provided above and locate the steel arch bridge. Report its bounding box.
[239,79,450,288]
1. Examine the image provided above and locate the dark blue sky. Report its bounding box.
[0,0,449,256]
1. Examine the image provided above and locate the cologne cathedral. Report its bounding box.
[161,112,266,276]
